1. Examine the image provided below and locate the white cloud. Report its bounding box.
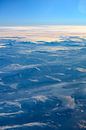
[0,122,47,130]
[0,26,86,42]
[76,67,86,72]
[32,95,48,102]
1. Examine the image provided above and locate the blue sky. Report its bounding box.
[0,0,86,26]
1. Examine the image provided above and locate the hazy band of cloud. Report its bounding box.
[0,26,86,42]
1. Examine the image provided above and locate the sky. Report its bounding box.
[0,0,86,26]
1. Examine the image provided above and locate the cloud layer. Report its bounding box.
[0,26,86,42]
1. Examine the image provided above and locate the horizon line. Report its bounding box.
[0,24,86,27]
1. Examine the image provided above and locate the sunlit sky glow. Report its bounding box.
[0,0,86,26]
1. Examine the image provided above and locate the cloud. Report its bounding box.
[0,122,47,130]
[60,96,76,109]
[32,95,48,102]
[76,67,86,73]
[0,26,86,42]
